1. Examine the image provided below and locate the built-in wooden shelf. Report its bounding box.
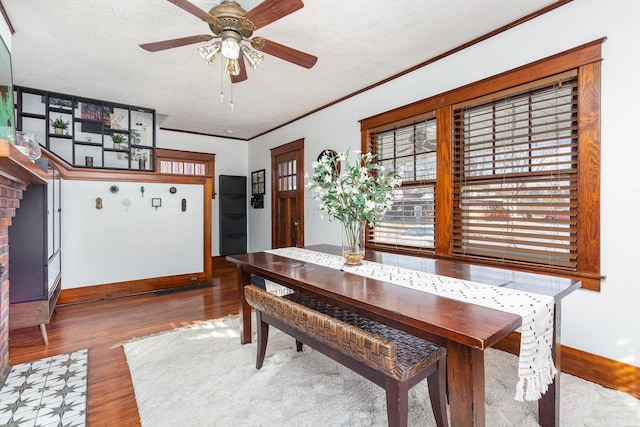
[0,140,49,184]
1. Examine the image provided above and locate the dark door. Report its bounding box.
[271,139,304,249]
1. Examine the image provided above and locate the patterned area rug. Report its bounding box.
[0,349,87,426]
[123,315,640,427]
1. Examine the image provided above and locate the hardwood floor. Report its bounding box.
[8,257,240,427]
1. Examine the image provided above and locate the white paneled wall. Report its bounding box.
[61,180,203,288]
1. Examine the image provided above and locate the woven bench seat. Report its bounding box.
[244,285,448,427]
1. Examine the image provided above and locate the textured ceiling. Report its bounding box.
[4,0,558,140]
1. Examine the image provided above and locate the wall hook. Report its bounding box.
[123,197,133,212]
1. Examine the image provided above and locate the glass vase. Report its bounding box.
[14,131,42,160]
[341,220,365,266]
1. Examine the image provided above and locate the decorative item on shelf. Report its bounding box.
[307,149,402,266]
[151,198,162,210]
[109,113,124,130]
[46,96,73,108]
[130,128,142,146]
[110,185,119,194]
[49,116,69,135]
[133,114,148,144]
[14,131,42,160]
[111,133,126,150]
[118,143,128,160]
[85,156,93,167]
[133,148,148,170]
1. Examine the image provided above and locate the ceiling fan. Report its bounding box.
[140,0,317,84]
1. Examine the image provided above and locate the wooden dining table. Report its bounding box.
[227,244,581,427]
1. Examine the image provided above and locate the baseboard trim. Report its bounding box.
[58,272,209,305]
[495,332,639,399]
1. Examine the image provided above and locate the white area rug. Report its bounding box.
[123,315,640,427]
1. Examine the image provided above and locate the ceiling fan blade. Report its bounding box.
[140,35,214,52]
[243,0,304,30]
[168,0,216,22]
[231,55,248,84]
[253,37,317,69]
[166,0,222,30]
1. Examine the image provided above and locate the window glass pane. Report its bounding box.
[372,185,435,249]
[453,78,578,268]
[369,116,436,251]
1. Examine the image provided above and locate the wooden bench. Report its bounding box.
[244,285,448,427]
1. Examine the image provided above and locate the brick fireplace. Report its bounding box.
[0,176,26,380]
[0,142,49,383]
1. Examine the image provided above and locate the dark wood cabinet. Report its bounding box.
[219,175,247,256]
[9,158,62,344]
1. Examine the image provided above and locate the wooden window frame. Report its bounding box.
[155,148,215,177]
[367,116,437,252]
[361,39,604,290]
[156,148,216,197]
[451,74,580,269]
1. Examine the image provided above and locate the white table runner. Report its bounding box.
[266,247,557,401]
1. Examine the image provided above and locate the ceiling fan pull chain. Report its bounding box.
[230,82,234,112]
[220,56,225,103]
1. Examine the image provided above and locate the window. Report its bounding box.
[368,116,437,251]
[155,148,216,198]
[452,72,578,269]
[361,40,603,290]
[155,148,215,178]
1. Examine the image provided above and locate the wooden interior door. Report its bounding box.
[271,139,304,249]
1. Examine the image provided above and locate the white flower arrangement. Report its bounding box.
[306,149,402,256]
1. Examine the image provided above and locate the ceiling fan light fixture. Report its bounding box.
[221,37,240,60]
[224,57,241,76]
[198,42,221,64]
[241,45,264,70]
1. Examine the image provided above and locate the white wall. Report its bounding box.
[60,129,248,288]
[61,180,204,288]
[157,129,248,256]
[248,0,640,368]
[0,19,10,52]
